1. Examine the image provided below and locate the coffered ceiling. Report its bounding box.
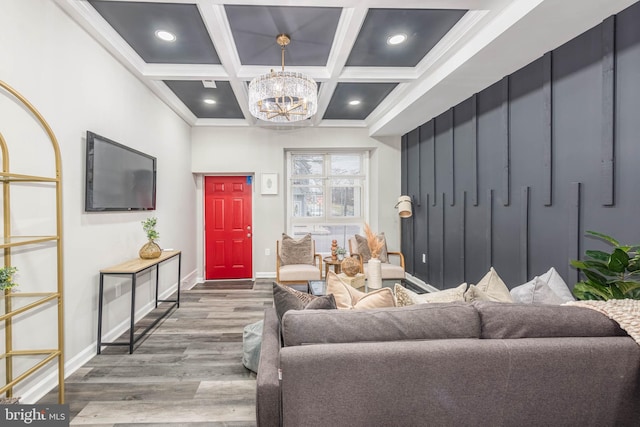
[54,0,637,136]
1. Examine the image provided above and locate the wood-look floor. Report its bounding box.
[39,279,273,426]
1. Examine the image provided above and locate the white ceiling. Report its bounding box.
[54,0,638,137]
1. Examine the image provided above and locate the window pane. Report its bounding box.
[330,186,361,217]
[294,224,362,252]
[292,186,323,217]
[293,155,323,176]
[330,154,361,175]
[292,178,323,186]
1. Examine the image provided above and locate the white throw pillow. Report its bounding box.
[539,267,575,302]
[510,276,565,305]
[468,267,513,302]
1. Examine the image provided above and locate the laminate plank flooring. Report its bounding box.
[39,280,274,427]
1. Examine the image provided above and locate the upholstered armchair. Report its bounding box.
[348,235,405,280]
[276,234,323,285]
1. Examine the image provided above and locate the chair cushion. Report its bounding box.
[362,262,405,279]
[278,264,321,281]
[280,233,313,265]
[354,233,388,263]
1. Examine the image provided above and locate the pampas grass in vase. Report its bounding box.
[364,223,384,259]
[364,223,383,289]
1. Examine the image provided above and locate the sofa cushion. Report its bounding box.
[280,233,313,265]
[281,302,481,346]
[326,271,395,309]
[273,283,336,322]
[474,301,627,339]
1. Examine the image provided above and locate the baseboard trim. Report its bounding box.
[405,273,439,293]
[16,281,182,403]
[256,272,276,279]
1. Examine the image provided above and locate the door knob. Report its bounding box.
[247,225,251,230]
[247,233,252,238]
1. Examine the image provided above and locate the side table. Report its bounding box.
[323,257,342,277]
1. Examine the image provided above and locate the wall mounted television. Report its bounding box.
[85,131,157,211]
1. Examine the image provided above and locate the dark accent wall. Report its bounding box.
[401,1,640,290]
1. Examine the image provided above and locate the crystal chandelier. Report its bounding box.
[248,34,317,123]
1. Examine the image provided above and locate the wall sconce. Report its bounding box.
[395,195,413,218]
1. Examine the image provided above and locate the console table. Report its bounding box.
[97,250,181,354]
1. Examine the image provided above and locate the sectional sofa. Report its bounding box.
[256,301,640,426]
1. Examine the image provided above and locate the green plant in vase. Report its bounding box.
[0,266,18,292]
[336,246,347,260]
[139,217,161,259]
[570,230,640,300]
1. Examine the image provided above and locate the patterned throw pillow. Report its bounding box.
[354,233,389,263]
[326,272,395,309]
[394,283,467,305]
[280,233,313,266]
[394,283,414,307]
[272,282,336,322]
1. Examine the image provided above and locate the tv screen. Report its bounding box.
[85,131,156,211]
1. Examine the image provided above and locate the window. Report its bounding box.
[286,151,368,253]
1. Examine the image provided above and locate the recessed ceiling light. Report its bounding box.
[155,30,176,42]
[348,100,361,106]
[203,99,216,105]
[387,33,407,45]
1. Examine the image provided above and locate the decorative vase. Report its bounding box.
[368,257,382,289]
[337,253,344,261]
[139,240,161,259]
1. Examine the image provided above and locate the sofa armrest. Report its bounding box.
[256,308,281,427]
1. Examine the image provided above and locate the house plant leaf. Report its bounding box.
[607,248,629,273]
[585,230,619,246]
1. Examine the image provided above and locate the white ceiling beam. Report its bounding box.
[142,64,229,80]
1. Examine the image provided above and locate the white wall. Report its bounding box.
[191,126,401,279]
[0,0,196,401]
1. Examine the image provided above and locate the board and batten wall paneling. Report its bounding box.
[400,1,640,289]
[542,52,553,206]
[601,15,616,207]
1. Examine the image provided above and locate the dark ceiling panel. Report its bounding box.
[323,83,398,120]
[346,9,467,67]
[89,1,220,64]
[164,81,244,119]
[225,5,341,66]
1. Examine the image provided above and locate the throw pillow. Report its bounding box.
[470,267,513,302]
[464,284,495,302]
[394,283,414,307]
[326,271,395,309]
[510,276,565,305]
[539,267,575,302]
[280,233,313,266]
[354,233,389,263]
[395,282,467,305]
[272,282,336,322]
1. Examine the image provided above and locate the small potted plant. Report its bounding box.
[139,217,161,259]
[0,266,18,292]
[336,246,347,261]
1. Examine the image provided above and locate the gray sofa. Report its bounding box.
[256,301,640,427]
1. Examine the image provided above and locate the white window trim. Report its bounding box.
[285,149,370,252]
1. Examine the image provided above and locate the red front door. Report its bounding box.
[205,176,253,279]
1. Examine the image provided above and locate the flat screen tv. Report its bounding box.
[85,131,156,211]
